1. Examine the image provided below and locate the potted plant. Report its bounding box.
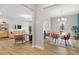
[71,26,79,40]
[60,23,64,34]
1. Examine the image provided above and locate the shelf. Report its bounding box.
[0,22,8,31]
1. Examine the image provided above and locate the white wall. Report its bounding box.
[43,19,51,33]
[51,15,77,34]
[0,16,32,34]
[51,17,60,33]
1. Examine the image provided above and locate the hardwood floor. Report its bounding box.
[0,38,79,55]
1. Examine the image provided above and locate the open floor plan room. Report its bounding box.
[0,4,79,55]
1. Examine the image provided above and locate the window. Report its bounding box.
[17,25,22,29]
[14,25,22,29]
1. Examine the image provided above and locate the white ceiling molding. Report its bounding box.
[21,4,34,11]
[43,4,57,9]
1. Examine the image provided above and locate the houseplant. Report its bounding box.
[71,26,79,40]
[60,23,64,34]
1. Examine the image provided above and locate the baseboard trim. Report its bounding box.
[35,45,44,49]
[32,45,44,49]
[32,45,36,47]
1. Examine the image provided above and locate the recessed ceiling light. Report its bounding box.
[20,14,32,18]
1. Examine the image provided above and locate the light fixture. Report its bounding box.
[20,14,32,19]
[58,18,60,21]
[61,18,67,21]
[61,18,65,21]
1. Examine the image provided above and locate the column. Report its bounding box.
[32,5,45,49]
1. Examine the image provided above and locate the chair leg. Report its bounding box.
[65,40,67,46]
[60,39,63,44]
[55,39,58,44]
[55,39,56,43]
[15,40,16,45]
[22,40,24,44]
[67,40,70,46]
[15,40,18,45]
[52,38,54,43]
[57,38,59,44]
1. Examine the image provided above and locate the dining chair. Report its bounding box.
[14,35,25,45]
[61,33,71,46]
[51,32,59,44]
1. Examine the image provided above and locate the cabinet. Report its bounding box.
[0,22,9,38]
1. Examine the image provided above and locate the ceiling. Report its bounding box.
[0,4,33,21]
[0,4,54,21]
[44,4,79,17]
[0,4,79,20]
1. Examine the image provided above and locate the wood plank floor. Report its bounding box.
[0,38,79,55]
